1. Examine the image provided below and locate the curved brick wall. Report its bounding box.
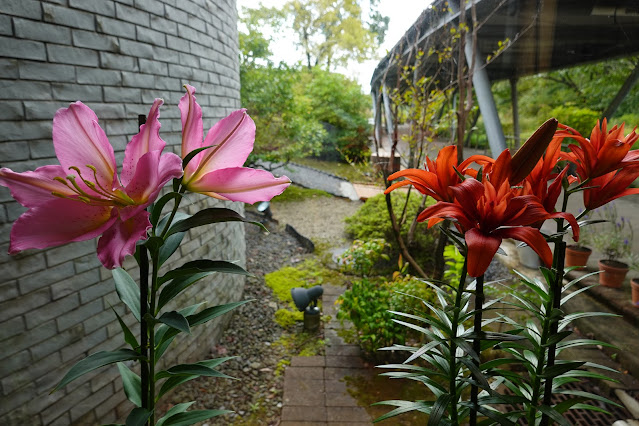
[0,0,245,424]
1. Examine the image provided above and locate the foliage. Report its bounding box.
[337,238,389,277]
[591,203,634,261]
[549,105,600,137]
[270,184,332,203]
[294,157,380,184]
[274,308,303,328]
[337,272,435,356]
[265,265,308,304]
[442,245,465,284]
[344,193,437,273]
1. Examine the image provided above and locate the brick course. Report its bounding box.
[0,1,243,424]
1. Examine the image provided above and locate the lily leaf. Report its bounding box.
[117,362,142,407]
[158,311,191,334]
[158,231,186,267]
[166,207,266,236]
[113,268,141,322]
[125,407,152,426]
[158,260,251,286]
[161,410,232,426]
[157,272,211,311]
[53,350,143,392]
[156,402,195,426]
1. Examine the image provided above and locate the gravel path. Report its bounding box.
[163,197,361,425]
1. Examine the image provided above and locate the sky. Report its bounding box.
[235,0,434,92]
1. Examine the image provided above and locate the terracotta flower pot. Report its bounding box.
[598,259,629,288]
[565,245,592,270]
[631,278,639,308]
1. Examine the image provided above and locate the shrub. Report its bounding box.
[344,192,437,274]
[337,274,435,356]
[270,184,331,203]
[337,239,389,277]
[550,105,600,137]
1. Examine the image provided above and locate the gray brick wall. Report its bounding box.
[0,0,244,424]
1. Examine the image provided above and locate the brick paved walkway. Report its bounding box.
[281,284,374,425]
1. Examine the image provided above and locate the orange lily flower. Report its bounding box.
[384,145,493,202]
[418,178,579,277]
[558,119,639,180]
[583,164,639,210]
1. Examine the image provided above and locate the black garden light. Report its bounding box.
[290,285,323,332]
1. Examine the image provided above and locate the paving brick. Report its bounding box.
[285,366,325,380]
[325,356,365,368]
[119,38,154,59]
[325,367,369,381]
[43,3,95,31]
[23,100,69,120]
[139,58,168,75]
[122,71,155,89]
[0,35,46,60]
[69,0,116,17]
[47,44,99,67]
[166,33,189,52]
[0,0,42,19]
[325,344,362,357]
[326,407,371,423]
[1,119,51,141]
[150,14,177,35]
[292,356,326,367]
[0,14,10,35]
[164,4,187,23]
[281,406,327,422]
[14,18,71,44]
[283,377,325,406]
[28,139,55,159]
[96,15,136,39]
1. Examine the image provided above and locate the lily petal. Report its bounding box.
[0,166,73,207]
[186,167,291,204]
[52,101,117,189]
[465,228,502,277]
[495,227,552,267]
[124,150,182,207]
[179,84,204,177]
[8,198,115,254]
[121,98,166,186]
[97,211,151,269]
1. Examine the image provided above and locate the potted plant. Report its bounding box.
[565,209,593,270]
[592,204,633,288]
[629,254,639,307]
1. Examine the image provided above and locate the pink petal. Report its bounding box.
[0,165,73,207]
[97,210,151,269]
[192,109,255,176]
[121,98,167,187]
[53,102,117,190]
[186,167,291,204]
[179,84,204,177]
[8,198,115,254]
[123,150,183,209]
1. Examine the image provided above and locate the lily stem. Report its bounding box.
[469,273,484,426]
[449,257,468,425]
[148,251,159,425]
[138,245,150,420]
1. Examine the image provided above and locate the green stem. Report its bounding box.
[148,252,159,425]
[159,188,185,240]
[469,274,484,426]
[449,257,468,425]
[138,245,150,421]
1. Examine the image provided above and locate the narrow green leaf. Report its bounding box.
[144,236,164,254]
[110,306,139,349]
[537,405,572,426]
[188,300,252,327]
[541,361,585,379]
[157,272,211,311]
[166,208,267,237]
[158,232,186,266]
[112,268,141,322]
[476,405,517,426]
[157,358,236,399]
[156,402,195,426]
[182,145,216,169]
[543,330,573,347]
[117,362,142,407]
[161,409,232,426]
[428,394,452,426]
[158,311,191,334]
[373,400,433,423]
[53,350,142,392]
[157,211,190,236]
[155,363,232,380]
[158,260,251,286]
[125,407,152,426]
[151,192,182,227]
[553,397,587,414]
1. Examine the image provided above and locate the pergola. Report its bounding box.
[370,0,639,156]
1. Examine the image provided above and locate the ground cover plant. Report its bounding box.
[374,118,639,425]
[0,85,291,425]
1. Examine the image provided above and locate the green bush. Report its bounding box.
[270,184,331,203]
[344,192,436,274]
[550,105,600,137]
[337,275,435,356]
[337,239,389,277]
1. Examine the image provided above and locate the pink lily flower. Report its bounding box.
[179,85,291,203]
[0,100,183,269]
